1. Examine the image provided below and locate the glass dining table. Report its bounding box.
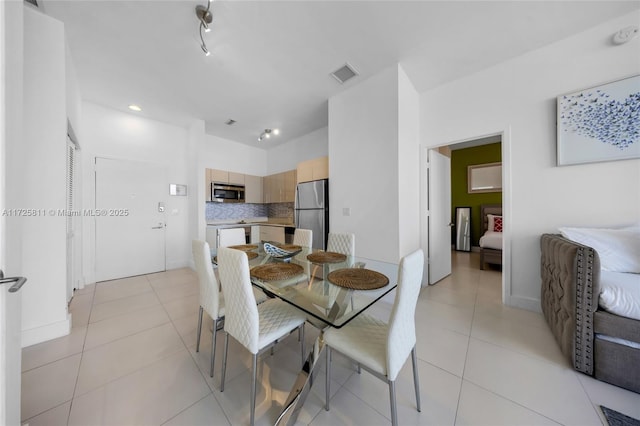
[220,243,398,426]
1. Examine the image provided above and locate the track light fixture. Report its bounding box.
[195,0,213,56]
[258,128,280,142]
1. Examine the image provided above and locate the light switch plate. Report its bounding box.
[343,207,351,216]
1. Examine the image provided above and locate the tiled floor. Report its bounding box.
[21,252,640,425]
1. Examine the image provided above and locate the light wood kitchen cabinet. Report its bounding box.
[205,169,212,202]
[263,170,296,203]
[228,172,245,185]
[244,174,263,204]
[259,225,285,244]
[284,170,296,202]
[210,168,228,184]
[297,156,328,183]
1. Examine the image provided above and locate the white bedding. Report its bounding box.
[599,270,640,321]
[479,231,502,250]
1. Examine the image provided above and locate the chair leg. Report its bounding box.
[411,346,421,412]
[325,346,331,411]
[220,332,229,392]
[299,324,305,367]
[196,306,203,352]
[210,318,218,378]
[250,353,258,426]
[389,380,398,426]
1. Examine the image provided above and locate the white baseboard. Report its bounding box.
[166,259,191,270]
[22,314,71,348]
[505,295,542,313]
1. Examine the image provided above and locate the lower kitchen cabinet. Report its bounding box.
[259,225,285,244]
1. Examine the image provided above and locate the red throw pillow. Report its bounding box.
[494,216,503,232]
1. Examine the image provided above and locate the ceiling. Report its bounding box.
[40,1,639,149]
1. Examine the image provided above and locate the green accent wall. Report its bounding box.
[451,143,502,247]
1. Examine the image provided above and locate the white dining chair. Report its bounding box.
[217,247,307,426]
[326,232,355,256]
[191,240,267,378]
[323,249,424,426]
[293,228,313,248]
[218,227,246,248]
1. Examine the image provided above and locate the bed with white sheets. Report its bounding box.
[479,204,502,270]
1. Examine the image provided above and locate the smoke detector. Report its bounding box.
[331,63,359,84]
[612,26,639,45]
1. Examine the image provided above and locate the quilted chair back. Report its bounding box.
[192,240,220,319]
[218,228,246,248]
[217,247,260,354]
[327,233,355,256]
[386,249,424,381]
[293,228,313,248]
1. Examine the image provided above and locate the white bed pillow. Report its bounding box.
[599,271,640,321]
[558,226,640,273]
[487,214,503,232]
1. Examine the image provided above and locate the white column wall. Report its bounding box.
[21,6,70,346]
[328,66,400,264]
[420,10,640,311]
[397,65,421,259]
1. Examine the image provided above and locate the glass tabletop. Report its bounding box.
[243,245,397,329]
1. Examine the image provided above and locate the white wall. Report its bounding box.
[21,6,70,346]
[65,42,81,140]
[266,126,328,174]
[420,10,640,311]
[328,66,401,264]
[203,134,267,176]
[81,102,192,284]
[397,66,421,259]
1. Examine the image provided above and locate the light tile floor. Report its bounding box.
[21,252,640,425]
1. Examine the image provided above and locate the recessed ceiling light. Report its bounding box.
[128,104,142,112]
[272,128,280,135]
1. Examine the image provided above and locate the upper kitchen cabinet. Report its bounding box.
[210,168,228,184]
[210,169,245,185]
[263,170,296,203]
[205,169,212,202]
[297,156,328,183]
[244,174,263,204]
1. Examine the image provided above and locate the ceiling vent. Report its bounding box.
[331,63,359,84]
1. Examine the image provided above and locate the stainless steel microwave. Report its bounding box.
[211,183,245,203]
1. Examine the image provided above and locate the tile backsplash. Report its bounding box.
[206,202,293,221]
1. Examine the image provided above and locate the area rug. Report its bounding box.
[601,406,640,426]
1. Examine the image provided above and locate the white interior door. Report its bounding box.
[428,149,452,284]
[95,158,167,282]
[1,0,23,419]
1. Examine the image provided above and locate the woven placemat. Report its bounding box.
[228,244,258,252]
[213,251,257,263]
[278,244,302,252]
[327,268,389,290]
[251,263,304,281]
[307,251,347,264]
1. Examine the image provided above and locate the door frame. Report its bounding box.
[421,128,512,304]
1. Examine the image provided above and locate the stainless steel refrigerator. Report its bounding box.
[294,179,329,250]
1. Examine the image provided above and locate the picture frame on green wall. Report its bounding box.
[468,162,502,193]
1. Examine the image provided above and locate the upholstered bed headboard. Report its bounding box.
[481,204,502,233]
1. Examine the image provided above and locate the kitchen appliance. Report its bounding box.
[294,179,329,250]
[211,183,245,203]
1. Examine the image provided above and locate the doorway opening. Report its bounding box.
[423,131,510,304]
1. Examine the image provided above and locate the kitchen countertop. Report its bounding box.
[206,218,295,227]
